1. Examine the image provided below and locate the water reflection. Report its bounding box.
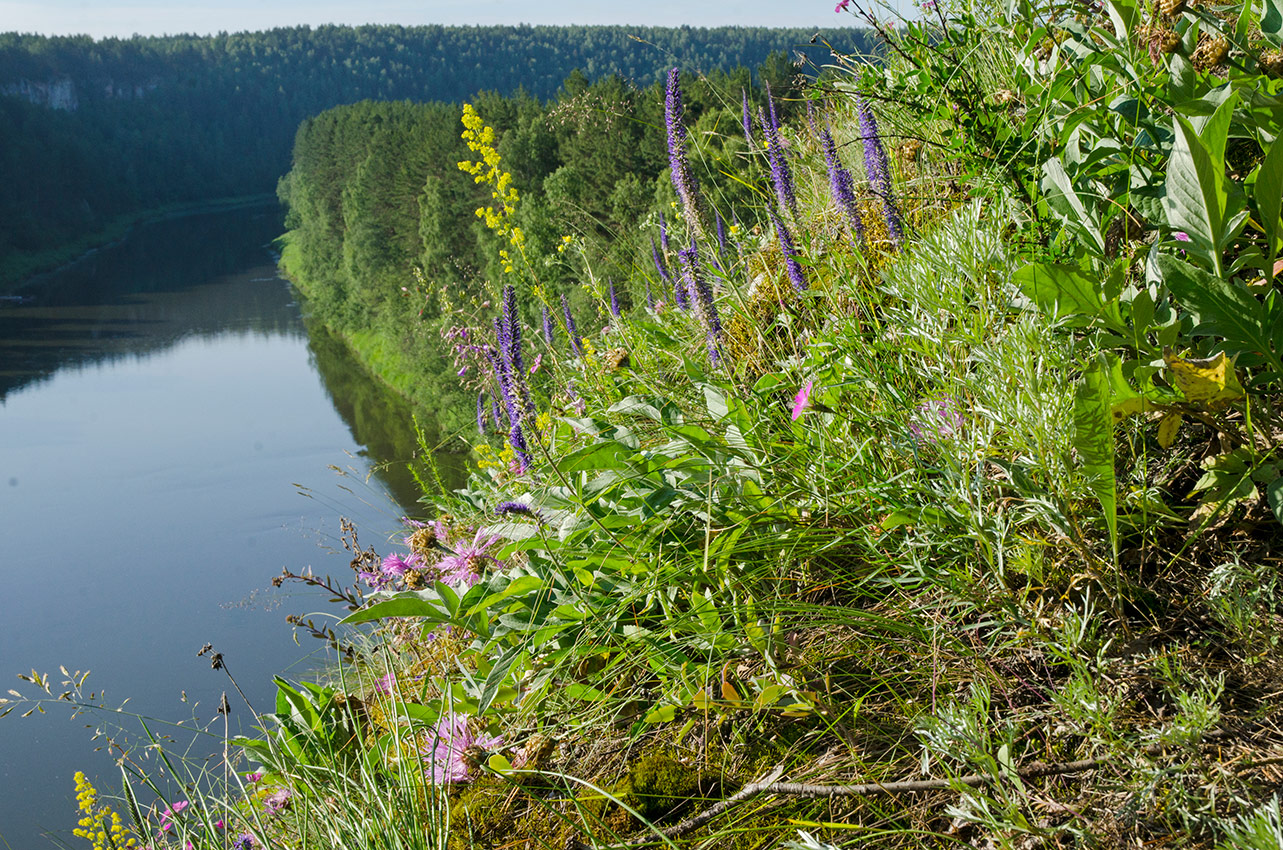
[0,209,301,402]
[0,207,461,848]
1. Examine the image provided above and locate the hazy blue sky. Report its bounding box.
[0,0,905,38]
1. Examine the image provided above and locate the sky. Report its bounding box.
[0,0,909,38]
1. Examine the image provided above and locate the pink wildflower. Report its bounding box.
[791,380,814,421]
[422,713,504,783]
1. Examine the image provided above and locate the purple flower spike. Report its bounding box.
[821,123,865,245]
[857,95,904,247]
[677,241,722,364]
[561,293,583,356]
[608,279,621,317]
[477,392,487,435]
[652,237,673,288]
[759,95,797,218]
[741,88,754,147]
[659,212,669,253]
[768,206,808,291]
[496,501,545,524]
[715,210,728,258]
[541,304,556,345]
[665,68,704,231]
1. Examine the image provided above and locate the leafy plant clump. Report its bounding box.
[9,0,1283,847]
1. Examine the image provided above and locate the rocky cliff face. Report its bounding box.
[1,76,160,110]
[1,77,78,110]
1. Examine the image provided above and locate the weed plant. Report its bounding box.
[7,0,1283,847]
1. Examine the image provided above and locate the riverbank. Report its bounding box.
[0,193,279,293]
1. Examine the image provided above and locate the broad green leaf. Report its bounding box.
[476,645,524,715]
[1267,476,1283,524]
[563,682,608,701]
[1013,261,1103,321]
[1157,254,1279,374]
[1074,356,1118,559]
[557,442,628,473]
[340,593,451,625]
[1164,106,1244,276]
[1262,0,1283,45]
[466,575,544,617]
[1041,158,1105,255]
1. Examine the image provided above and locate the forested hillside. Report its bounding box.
[0,25,869,278]
[276,62,802,433]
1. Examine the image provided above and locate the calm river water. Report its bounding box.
[0,208,461,848]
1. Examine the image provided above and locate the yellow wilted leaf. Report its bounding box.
[1157,411,1184,448]
[1111,396,1157,422]
[1162,348,1245,406]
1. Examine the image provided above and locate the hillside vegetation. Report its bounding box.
[7,0,1283,848]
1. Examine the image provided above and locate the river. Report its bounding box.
[0,207,462,848]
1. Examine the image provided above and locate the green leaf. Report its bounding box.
[1164,106,1243,276]
[476,644,524,716]
[1262,0,1283,45]
[466,575,544,617]
[1157,254,1279,373]
[1074,356,1118,560]
[1267,476,1283,524]
[339,592,451,625]
[1013,261,1103,321]
[1041,158,1105,255]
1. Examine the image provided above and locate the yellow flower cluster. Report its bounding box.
[458,104,525,274]
[72,772,138,850]
[473,441,516,471]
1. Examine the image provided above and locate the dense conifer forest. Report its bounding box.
[0,25,869,276]
[276,63,807,431]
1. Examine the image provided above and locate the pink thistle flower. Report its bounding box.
[422,713,504,783]
[791,380,814,421]
[436,529,503,586]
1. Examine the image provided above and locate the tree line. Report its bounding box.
[0,25,870,267]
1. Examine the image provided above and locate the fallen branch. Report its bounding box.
[565,757,1105,850]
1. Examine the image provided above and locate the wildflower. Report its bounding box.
[608,278,621,317]
[476,392,487,435]
[741,88,754,146]
[235,835,259,850]
[715,210,729,261]
[759,92,797,217]
[562,294,583,356]
[665,68,705,232]
[375,672,396,695]
[768,206,808,291]
[246,772,263,783]
[496,501,545,523]
[677,241,723,364]
[437,528,503,586]
[659,212,670,252]
[821,123,865,245]
[528,352,542,375]
[1173,231,1191,242]
[541,304,556,345]
[263,788,292,813]
[508,421,532,473]
[422,713,505,784]
[791,380,814,421]
[836,0,851,10]
[857,95,904,247]
[909,397,964,443]
[651,237,674,296]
